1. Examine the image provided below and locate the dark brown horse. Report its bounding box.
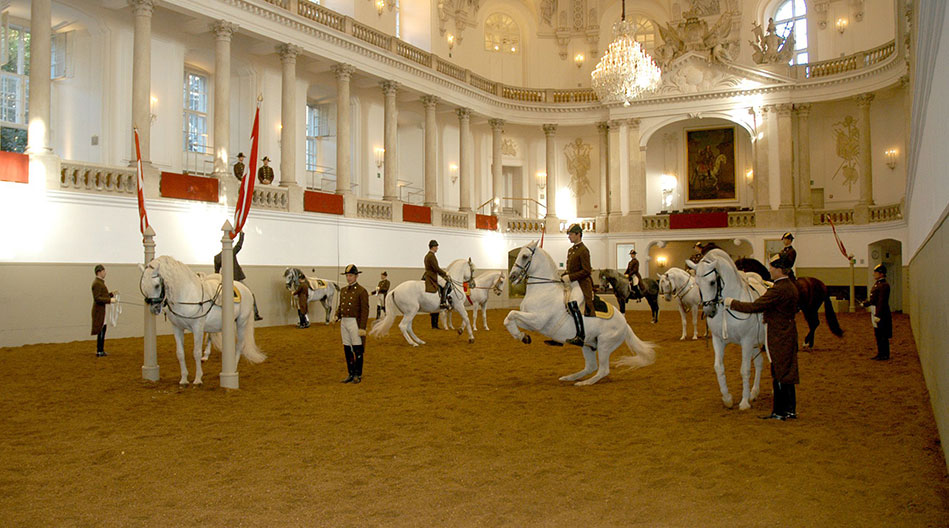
[734,257,844,348]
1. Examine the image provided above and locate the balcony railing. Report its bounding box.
[505,219,545,233]
[727,211,756,228]
[441,210,468,228]
[870,202,903,223]
[356,198,392,220]
[642,215,670,230]
[60,161,136,195]
[253,186,289,210]
[813,208,854,225]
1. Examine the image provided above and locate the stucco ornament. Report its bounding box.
[656,11,736,66]
[832,115,861,192]
[564,137,594,197]
[750,17,796,64]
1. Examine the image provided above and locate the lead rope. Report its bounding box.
[106,292,122,328]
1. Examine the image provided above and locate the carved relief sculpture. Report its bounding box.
[832,115,861,192]
[564,138,594,197]
[656,11,736,66]
[750,17,795,64]
[501,138,518,157]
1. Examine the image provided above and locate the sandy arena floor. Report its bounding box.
[0,309,946,527]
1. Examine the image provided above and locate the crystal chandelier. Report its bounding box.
[591,0,662,106]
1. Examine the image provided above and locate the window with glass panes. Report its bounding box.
[1,24,30,152]
[633,16,657,54]
[305,104,320,172]
[484,13,519,54]
[183,71,210,154]
[773,0,808,65]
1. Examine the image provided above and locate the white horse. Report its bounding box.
[283,267,340,325]
[444,271,506,331]
[658,267,705,340]
[692,248,766,410]
[503,241,656,386]
[140,256,266,386]
[370,258,477,346]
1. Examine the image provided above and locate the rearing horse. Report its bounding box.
[503,241,655,386]
[694,249,766,410]
[734,257,844,348]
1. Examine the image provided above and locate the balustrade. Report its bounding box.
[395,41,432,67]
[60,162,136,194]
[501,86,544,102]
[560,218,596,233]
[356,198,392,220]
[551,89,598,103]
[435,58,467,82]
[642,215,670,230]
[813,208,854,225]
[727,211,756,228]
[352,22,391,49]
[297,0,345,31]
[253,187,289,210]
[469,73,497,94]
[505,219,545,233]
[441,211,468,228]
[870,203,903,222]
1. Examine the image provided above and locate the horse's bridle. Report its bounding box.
[512,245,561,285]
[140,266,166,309]
[139,265,218,319]
[699,266,755,321]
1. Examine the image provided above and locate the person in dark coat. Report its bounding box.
[293,277,310,329]
[423,240,451,311]
[624,249,646,299]
[336,264,370,384]
[862,263,892,360]
[214,232,263,321]
[725,253,800,420]
[779,232,797,280]
[561,223,594,346]
[699,241,721,256]
[233,152,246,180]
[91,264,116,357]
[257,156,274,184]
[688,242,704,266]
[371,271,390,319]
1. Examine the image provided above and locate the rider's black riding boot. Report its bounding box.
[786,384,797,419]
[375,305,383,319]
[341,346,355,383]
[565,301,586,347]
[439,284,452,310]
[352,345,364,384]
[253,294,263,321]
[297,310,309,328]
[430,312,440,329]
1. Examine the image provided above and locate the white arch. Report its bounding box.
[640,112,755,149]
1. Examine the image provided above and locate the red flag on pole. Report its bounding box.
[232,104,260,238]
[539,224,545,248]
[828,217,850,259]
[133,128,150,234]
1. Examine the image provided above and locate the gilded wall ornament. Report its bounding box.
[564,137,594,197]
[832,115,861,192]
[501,138,518,157]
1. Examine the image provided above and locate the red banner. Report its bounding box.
[133,129,150,234]
[159,172,219,202]
[669,212,728,229]
[828,217,850,259]
[403,204,431,224]
[303,190,344,215]
[475,214,498,231]
[232,105,260,238]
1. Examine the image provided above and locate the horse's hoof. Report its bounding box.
[179,381,189,388]
[679,336,686,341]
[722,395,734,408]
[468,338,474,344]
[739,401,751,411]
[193,381,203,388]
[457,328,464,335]
[521,335,532,345]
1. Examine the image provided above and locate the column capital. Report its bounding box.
[854,93,875,107]
[456,107,471,121]
[278,43,302,63]
[775,103,793,116]
[211,20,238,41]
[542,123,557,136]
[899,74,910,88]
[489,118,505,132]
[380,80,399,96]
[129,0,154,17]
[761,104,776,113]
[420,95,439,109]
[596,121,609,133]
[608,119,625,128]
[794,103,812,117]
[331,63,355,81]
[626,118,641,129]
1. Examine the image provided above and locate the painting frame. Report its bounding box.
[685,126,738,203]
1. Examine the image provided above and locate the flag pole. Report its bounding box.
[134,127,159,381]
[849,253,856,313]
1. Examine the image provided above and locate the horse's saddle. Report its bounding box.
[307,278,327,290]
[211,284,242,305]
[739,271,771,298]
[591,296,615,319]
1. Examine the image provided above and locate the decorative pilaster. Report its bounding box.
[27,0,52,155]
[332,64,354,209]
[278,44,301,189]
[855,93,875,207]
[130,0,154,165]
[543,124,558,219]
[617,120,630,215]
[381,81,399,201]
[628,119,643,218]
[776,104,794,212]
[489,119,504,215]
[607,119,623,219]
[212,21,237,182]
[597,122,610,227]
[795,104,812,210]
[754,106,773,225]
[457,108,472,211]
[421,95,439,207]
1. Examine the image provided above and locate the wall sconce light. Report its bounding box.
[835,17,848,34]
[574,53,585,68]
[449,163,459,183]
[656,256,668,268]
[884,148,898,169]
[375,0,385,16]
[447,33,455,58]
[149,95,158,123]
[536,171,547,190]
[374,147,385,168]
[660,174,677,210]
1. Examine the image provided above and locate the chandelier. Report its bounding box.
[591,0,662,106]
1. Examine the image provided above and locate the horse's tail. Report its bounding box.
[614,324,656,370]
[370,290,397,337]
[822,293,845,338]
[239,316,267,363]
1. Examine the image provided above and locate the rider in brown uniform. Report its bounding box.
[862,263,892,361]
[257,156,274,184]
[725,253,801,420]
[371,271,390,319]
[624,249,646,299]
[293,276,310,329]
[423,240,452,311]
[779,232,797,280]
[561,224,594,346]
[91,264,116,357]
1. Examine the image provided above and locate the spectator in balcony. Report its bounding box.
[214,232,263,321]
[233,152,246,181]
[861,263,892,361]
[91,264,117,357]
[257,156,274,185]
[779,232,797,280]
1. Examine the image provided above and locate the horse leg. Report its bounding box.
[399,310,423,346]
[503,310,549,344]
[481,303,490,331]
[321,299,331,325]
[677,303,688,340]
[191,327,204,386]
[454,301,475,344]
[750,348,764,401]
[712,338,733,408]
[692,307,700,340]
[738,343,753,410]
[802,309,819,348]
[173,327,189,387]
[649,296,659,324]
[201,333,212,362]
[562,345,599,383]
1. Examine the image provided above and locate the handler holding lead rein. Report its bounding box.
[559,223,594,347]
[724,253,800,421]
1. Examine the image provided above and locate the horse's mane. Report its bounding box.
[734,257,771,281]
[152,255,199,300]
[447,258,475,279]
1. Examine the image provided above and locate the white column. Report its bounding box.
[27,0,52,154]
[489,119,504,215]
[597,122,609,218]
[776,103,794,209]
[219,222,238,389]
[381,81,399,201]
[628,119,644,215]
[618,121,630,215]
[332,64,354,196]
[130,0,154,165]
[543,124,558,218]
[212,21,237,178]
[278,44,301,188]
[754,107,771,210]
[457,108,472,211]
[141,226,158,381]
[421,95,439,207]
[607,120,622,217]
[796,103,812,208]
[856,93,875,206]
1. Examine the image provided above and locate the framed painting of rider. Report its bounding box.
[685,126,736,202]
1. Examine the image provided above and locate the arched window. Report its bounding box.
[633,16,657,54]
[773,0,808,64]
[484,13,520,54]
